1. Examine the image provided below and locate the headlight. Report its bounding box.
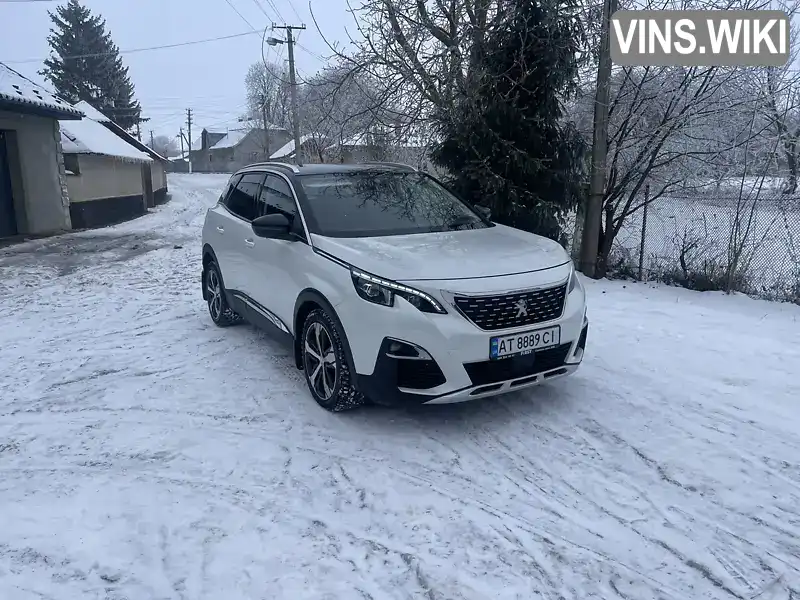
[568,264,580,293]
[350,268,447,314]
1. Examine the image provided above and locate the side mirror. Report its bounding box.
[252,213,293,240]
[475,205,492,220]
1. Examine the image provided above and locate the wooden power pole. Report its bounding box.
[579,0,617,278]
[186,108,193,174]
[270,24,306,166]
[178,127,185,160]
[260,94,270,160]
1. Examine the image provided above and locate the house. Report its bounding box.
[323,128,445,176]
[189,120,292,172]
[75,101,170,205]
[0,62,82,239]
[166,155,190,173]
[59,108,154,229]
[270,133,324,163]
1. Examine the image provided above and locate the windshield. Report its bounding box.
[296,171,491,238]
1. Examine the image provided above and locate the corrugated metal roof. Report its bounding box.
[0,63,82,118]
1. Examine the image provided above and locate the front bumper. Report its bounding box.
[356,322,588,406]
[338,267,589,407]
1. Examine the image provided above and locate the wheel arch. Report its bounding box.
[293,289,356,373]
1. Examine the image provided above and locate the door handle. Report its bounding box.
[216,226,224,233]
[244,238,255,248]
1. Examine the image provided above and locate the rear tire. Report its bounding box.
[301,308,364,412]
[204,261,240,327]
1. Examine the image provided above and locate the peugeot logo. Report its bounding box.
[515,298,529,318]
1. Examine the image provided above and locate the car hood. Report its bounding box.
[310,224,570,281]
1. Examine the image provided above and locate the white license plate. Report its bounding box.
[490,326,561,360]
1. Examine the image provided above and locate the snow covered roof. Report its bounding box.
[270,134,318,159]
[325,130,433,151]
[191,117,289,151]
[0,63,82,119]
[210,129,250,149]
[60,113,152,163]
[73,100,113,123]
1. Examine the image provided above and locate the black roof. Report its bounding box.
[236,161,417,176]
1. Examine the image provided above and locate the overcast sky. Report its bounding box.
[0,0,353,143]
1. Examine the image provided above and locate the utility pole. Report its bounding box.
[178,127,185,160]
[186,108,193,174]
[269,24,306,166]
[149,130,155,149]
[579,0,617,278]
[260,94,270,161]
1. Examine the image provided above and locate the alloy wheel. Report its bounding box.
[304,322,338,401]
[206,269,223,321]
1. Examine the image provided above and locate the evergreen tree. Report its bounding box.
[432,0,586,242]
[40,0,142,131]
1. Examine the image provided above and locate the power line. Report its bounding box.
[221,0,258,31]
[284,0,302,22]
[2,30,260,64]
[262,0,285,21]
[249,0,271,20]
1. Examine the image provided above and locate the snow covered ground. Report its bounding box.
[1,173,800,600]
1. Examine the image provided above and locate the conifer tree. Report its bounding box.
[41,0,142,131]
[432,0,585,242]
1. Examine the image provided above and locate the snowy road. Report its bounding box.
[1,174,800,600]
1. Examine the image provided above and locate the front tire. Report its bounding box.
[301,309,364,412]
[204,261,239,327]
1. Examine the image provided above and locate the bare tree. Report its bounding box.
[298,63,385,162]
[569,0,800,275]
[244,61,292,158]
[150,134,178,157]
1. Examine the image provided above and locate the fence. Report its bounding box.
[567,186,800,304]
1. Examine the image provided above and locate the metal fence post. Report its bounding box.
[638,184,650,281]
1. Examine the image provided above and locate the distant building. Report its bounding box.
[189,119,292,172]
[323,129,442,175]
[0,62,82,239]
[270,133,324,163]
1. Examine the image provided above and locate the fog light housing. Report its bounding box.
[385,338,432,360]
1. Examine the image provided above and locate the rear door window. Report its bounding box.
[225,172,264,221]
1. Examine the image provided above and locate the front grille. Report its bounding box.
[396,359,446,390]
[453,283,568,331]
[464,343,572,386]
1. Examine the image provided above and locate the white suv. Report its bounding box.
[201,162,588,411]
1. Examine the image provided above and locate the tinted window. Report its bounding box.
[257,175,298,218]
[297,172,489,238]
[225,173,264,220]
[219,174,242,204]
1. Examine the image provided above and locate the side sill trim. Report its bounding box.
[232,292,290,334]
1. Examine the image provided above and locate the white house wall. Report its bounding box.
[66,154,147,229]
[0,110,71,235]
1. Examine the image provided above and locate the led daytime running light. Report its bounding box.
[350,268,446,313]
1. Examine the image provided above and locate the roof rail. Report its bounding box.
[359,161,417,172]
[246,161,300,173]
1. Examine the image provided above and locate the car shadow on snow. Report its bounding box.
[352,381,581,435]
